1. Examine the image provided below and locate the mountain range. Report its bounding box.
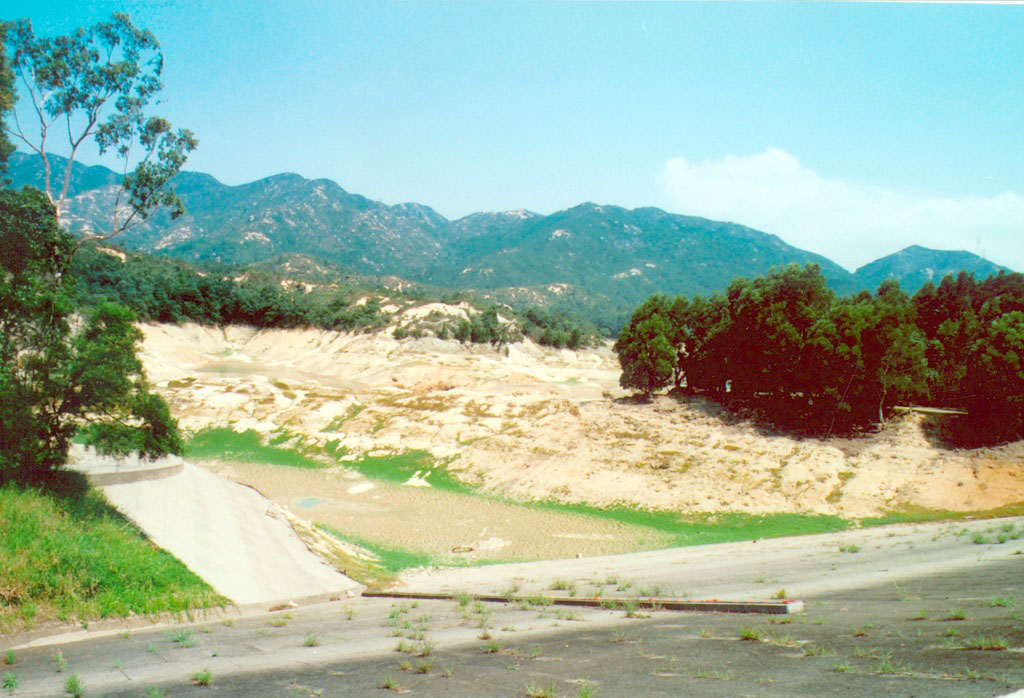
[7,152,1012,331]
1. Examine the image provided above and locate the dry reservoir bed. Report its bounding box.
[198,460,669,562]
[141,322,1024,520]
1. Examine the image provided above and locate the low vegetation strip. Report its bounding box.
[531,504,850,547]
[185,428,323,468]
[0,485,225,634]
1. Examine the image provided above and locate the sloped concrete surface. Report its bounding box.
[71,449,359,604]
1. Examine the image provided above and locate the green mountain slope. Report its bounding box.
[854,245,1011,293]
[431,202,860,299]
[13,152,1012,331]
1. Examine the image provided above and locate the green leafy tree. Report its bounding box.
[615,294,677,397]
[827,281,932,426]
[0,188,182,485]
[3,13,196,242]
[712,264,834,400]
[961,311,1024,444]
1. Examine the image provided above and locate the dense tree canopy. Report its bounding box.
[616,263,1024,444]
[0,188,182,484]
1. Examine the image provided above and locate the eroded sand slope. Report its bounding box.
[140,321,1024,519]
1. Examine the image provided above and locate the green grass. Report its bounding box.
[185,428,322,468]
[528,503,849,547]
[345,450,475,494]
[317,524,434,574]
[860,502,1024,527]
[0,485,225,634]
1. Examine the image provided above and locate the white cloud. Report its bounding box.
[659,148,1024,272]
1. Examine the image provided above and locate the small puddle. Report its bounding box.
[295,497,327,509]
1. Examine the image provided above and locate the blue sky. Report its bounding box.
[5,1,1023,271]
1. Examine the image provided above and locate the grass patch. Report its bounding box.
[524,502,850,547]
[959,635,1009,650]
[345,450,475,494]
[317,524,434,575]
[185,428,322,469]
[0,485,225,634]
[860,502,1024,527]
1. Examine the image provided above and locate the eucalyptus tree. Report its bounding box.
[3,13,196,244]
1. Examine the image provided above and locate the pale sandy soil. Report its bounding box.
[138,320,1024,530]
[199,460,668,562]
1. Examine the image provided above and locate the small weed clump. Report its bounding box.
[64,673,84,697]
[525,682,556,698]
[303,633,320,647]
[959,635,1009,650]
[987,596,1015,607]
[2,673,18,690]
[947,608,968,621]
[380,675,405,692]
[739,627,762,641]
[169,629,196,647]
[191,669,212,686]
[838,543,861,553]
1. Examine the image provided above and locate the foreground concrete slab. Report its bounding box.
[74,451,360,605]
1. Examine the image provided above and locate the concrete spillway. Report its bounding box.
[70,448,360,605]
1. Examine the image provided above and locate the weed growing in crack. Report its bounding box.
[64,673,84,697]
[959,635,1009,650]
[739,627,762,641]
[169,629,196,647]
[525,682,556,697]
[947,608,968,621]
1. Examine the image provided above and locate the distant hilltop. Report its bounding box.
[8,152,1013,332]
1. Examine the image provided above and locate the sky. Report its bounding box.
[5,1,1023,272]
